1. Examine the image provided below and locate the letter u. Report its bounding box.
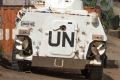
[48,31,61,46]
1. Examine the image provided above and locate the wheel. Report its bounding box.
[81,69,89,79]
[18,60,31,72]
[12,60,31,72]
[88,65,103,80]
[100,53,107,67]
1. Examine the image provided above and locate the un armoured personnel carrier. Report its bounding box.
[12,0,107,80]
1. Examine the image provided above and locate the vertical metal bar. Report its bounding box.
[0,29,3,40]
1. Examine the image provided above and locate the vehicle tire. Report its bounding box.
[88,65,103,80]
[12,60,31,72]
[12,43,21,71]
[100,53,107,67]
[17,60,31,72]
[81,69,89,79]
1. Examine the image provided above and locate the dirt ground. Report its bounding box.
[0,66,120,80]
[107,35,120,59]
[0,65,120,80]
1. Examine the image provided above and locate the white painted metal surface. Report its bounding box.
[45,0,83,11]
[14,0,107,61]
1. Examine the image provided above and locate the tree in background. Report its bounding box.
[83,0,114,30]
[100,0,114,30]
[83,0,97,8]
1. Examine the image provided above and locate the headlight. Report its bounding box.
[16,45,23,50]
[14,36,32,57]
[92,41,106,55]
[15,39,23,50]
[16,39,22,44]
[15,36,29,51]
[97,43,106,55]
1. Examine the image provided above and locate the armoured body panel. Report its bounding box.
[15,9,107,60]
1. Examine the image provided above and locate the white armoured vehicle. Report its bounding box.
[12,0,107,80]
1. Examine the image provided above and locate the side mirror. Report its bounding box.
[111,15,119,30]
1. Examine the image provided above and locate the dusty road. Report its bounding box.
[0,65,120,80]
[104,68,120,80]
[0,66,87,80]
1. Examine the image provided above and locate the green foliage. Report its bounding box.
[110,15,120,30]
[83,0,114,29]
[83,0,112,11]
[101,7,114,29]
[83,0,97,7]
[100,0,111,11]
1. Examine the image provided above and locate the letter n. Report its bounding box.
[62,32,74,47]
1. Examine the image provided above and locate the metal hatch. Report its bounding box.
[47,20,77,57]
